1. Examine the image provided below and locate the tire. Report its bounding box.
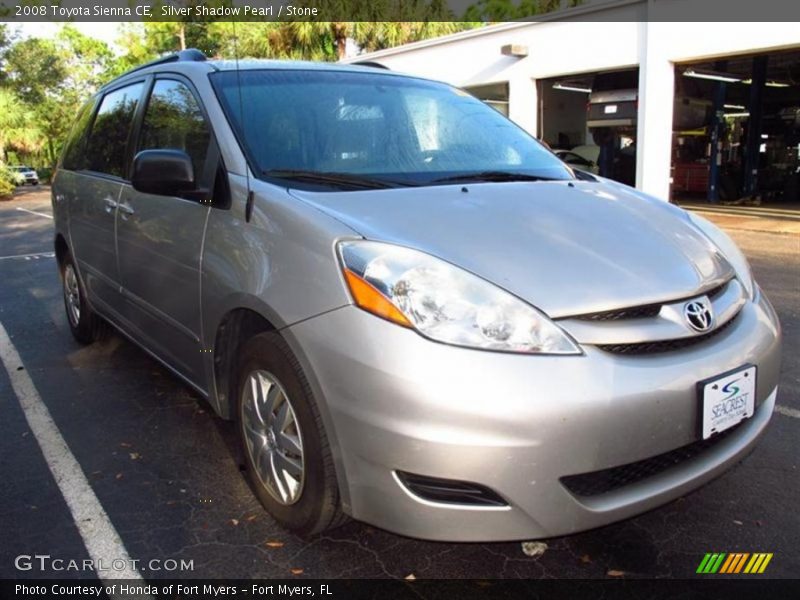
[60,253,107,345]
[235,332,346,535]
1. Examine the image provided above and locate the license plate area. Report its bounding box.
[698,365,756,439]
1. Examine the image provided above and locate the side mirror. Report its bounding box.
[131,149,195,196]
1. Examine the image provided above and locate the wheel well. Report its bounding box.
[213,308,276,419]
[54,234,68,270]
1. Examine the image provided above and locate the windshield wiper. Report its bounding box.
[263,169,417,190]
[431,171,559,184]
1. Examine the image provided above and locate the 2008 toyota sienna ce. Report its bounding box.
[52,49,781,541]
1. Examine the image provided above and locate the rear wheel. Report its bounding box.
[236,332,346,535]
[61,254,106,344]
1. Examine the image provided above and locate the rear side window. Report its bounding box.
[138,79,210,179]
[61,98,97,171]
[85,82,144,178]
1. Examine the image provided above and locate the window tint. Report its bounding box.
[138,80,210,179]
[61,97,97,171]
[85,83,144,177]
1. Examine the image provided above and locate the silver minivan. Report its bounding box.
[52,50,781,541]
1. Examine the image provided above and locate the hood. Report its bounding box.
[289,180,733,318]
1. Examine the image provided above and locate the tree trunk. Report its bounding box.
[178,24,186,51]
[332,22,347,60]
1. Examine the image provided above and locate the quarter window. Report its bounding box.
[85,83,144,178]
[138,80,210,179]
[61,97,97,171]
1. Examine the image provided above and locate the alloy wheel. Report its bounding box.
[63,263,81,327]
[240,370,305,505]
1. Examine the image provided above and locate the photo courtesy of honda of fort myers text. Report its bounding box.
[1,0,799,599]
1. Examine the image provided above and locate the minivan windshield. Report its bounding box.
[211,69,573,190]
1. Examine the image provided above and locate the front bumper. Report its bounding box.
[285,292,781,541]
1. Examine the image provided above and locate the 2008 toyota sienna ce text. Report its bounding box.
[52,50,781,541]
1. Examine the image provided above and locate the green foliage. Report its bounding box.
[204,21,475,62]
[0,19,482,171]
[464,0,584,20]
[0,88,44,161]
[0,24,13,85]
[0,166,15,198]
[5,37,67,106]
[1,25,116,167]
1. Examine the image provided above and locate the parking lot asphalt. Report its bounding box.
[1,187,798,580]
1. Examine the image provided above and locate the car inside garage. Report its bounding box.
[538,68,640,186]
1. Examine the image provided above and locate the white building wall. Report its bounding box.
[346,1,800,200]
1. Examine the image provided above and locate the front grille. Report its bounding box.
[560,423,742,497]
[575,281,729,322]
[596,310,739,355]
[395,471,508,507]
[705,281,728,300]
[577,302,662,322]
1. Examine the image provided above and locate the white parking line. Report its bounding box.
[16,206,53,219]
[0,252,55,261]
[776,405,800,419]
[0,321,145,584]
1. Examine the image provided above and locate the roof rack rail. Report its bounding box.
[352,61,390,70]
[121,48,207,78]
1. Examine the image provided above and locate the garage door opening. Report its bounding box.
[538,68,639,186]
[672,49,800,213]
[464,82,509,117]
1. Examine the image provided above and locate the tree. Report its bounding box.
[142,22,221,56]
[353,22,471,55]
[58,25,114,92]
[5,37,68,106]
[463,0,584,20]
[0,24,13,85]
[106,24,156,79]
[205,21,475,62]
[0,88,44,163]
[3,27,114,166]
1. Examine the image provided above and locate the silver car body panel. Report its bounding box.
[115,186,210,384]
[288,181,735,319]
[51,58,782,542]
[284,293,780,540]
[61,172,125,309]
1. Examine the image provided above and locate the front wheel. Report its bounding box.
[61,254,106,344]
[236,332,346,535]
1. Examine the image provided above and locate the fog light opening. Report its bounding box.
[394,470,509,509]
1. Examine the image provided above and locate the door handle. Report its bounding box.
[103,197,118,213]
[118,202,135,218]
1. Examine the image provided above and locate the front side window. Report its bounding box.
[211,70,571,190]
[85,83,144,178]
[138,79,211,179]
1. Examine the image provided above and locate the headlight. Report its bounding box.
[687,213,756,299]
[338,241,581,355]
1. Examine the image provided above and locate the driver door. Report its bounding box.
[116,76,217,387]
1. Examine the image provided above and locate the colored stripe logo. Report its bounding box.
[697,553,773,574]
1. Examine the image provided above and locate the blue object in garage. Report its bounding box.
[708,77,726,203]
[743,56,767,197]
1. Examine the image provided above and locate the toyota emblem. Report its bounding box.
[684,300,714,332]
